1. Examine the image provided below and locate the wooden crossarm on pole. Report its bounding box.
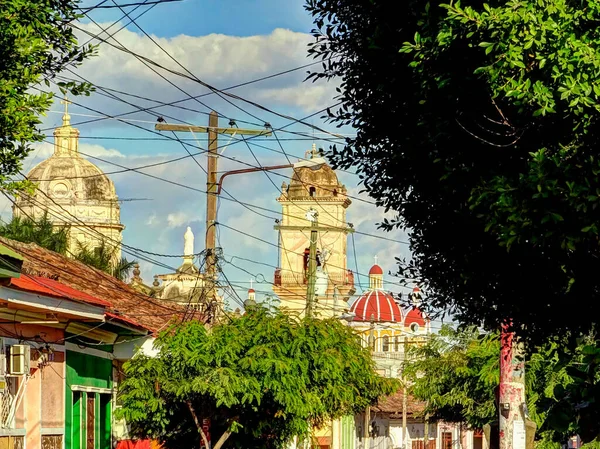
[155,123,272,136]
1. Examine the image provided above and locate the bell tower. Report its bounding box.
[273,145,355,317]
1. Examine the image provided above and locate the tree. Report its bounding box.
[74,240,137,281]
[0,212,69,254]
[404,325,499,429]
[404,325,600,445]
[1,0,94,192]
[305,0,600,343]
[117,306,398,449]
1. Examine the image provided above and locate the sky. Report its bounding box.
[0,0,416,313]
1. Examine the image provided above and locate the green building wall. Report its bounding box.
[65,350,113,449]
[341,415,356,449]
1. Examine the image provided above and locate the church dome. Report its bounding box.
[404,307,426,328]
[24,101,118,204]
[27,155,118,203]
[350,290,403,322]
[12,98,124,261]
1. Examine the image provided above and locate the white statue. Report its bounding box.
[184,226,194,257]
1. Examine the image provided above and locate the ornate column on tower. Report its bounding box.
[273,145,355,317]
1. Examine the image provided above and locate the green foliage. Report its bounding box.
[529,336,600,444]
[74,240,136,281]
[117,307,398,449]
[405,326,600,443]
[306,0,600,343]
[0,0,95,192]
[404,325,499,429]
[0,212,69,254]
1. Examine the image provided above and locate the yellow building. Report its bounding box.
[273,145,355,317]
[13,98,124,260]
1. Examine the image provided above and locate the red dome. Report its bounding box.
[405,307,426,327]
[248,288,255,293]
[369,264,384,275]
[350,290,402,322]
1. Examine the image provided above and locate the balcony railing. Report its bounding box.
[372,352,406,361]
[274,269,354,288]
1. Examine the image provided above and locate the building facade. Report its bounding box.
[0,238,174,449]
[13,98,124,261]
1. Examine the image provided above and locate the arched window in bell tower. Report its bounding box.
[309,186,316,197]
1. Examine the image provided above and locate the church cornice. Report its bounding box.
[277,197,352,208]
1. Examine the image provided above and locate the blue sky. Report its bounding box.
[82,0,313,37]
[2,0,419,315]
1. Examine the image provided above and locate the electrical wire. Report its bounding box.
[30,90,406,249]
[3,196,189,315]
[87,9,361,221]
[47,56,343,132]
[78,0,181,10]
[217,222,408,289]
[68,21,348,141]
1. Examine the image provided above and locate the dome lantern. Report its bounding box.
[368,256,384,290]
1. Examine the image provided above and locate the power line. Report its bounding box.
[216,222,408,289]
[27,132,408,247]
[68,21,348,141]
[41,134,347,142]
[47,56,341,131]
[78,0,181,10]
[34,84,349,183]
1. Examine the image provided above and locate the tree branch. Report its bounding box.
[213,416,240,449]
[186,401,210,449]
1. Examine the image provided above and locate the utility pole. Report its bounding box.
[305,208,319,318]
[402,335,408,449]
[423,414,429,449]
[498,326,528,449]
[156,112,270,316]
[205,111,219,285]
[364,315,375,449]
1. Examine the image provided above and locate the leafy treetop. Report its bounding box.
[117,306,398,449]
[306,0,600,343]
[0,0,94,192]
[404,325,600,445]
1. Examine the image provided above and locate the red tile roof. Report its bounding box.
[105,311,147,330]
[8,276,111,307]
[0,237,192,332]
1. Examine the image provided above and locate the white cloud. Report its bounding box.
[66,24,337,121]
[166,211,189,228]
[145,213,158,226]
[80,143,125,158]
[25,142,125,169]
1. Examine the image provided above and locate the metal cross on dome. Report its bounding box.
[60,94,72,126]
[249,279,254,289]
[374,255,378,265]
